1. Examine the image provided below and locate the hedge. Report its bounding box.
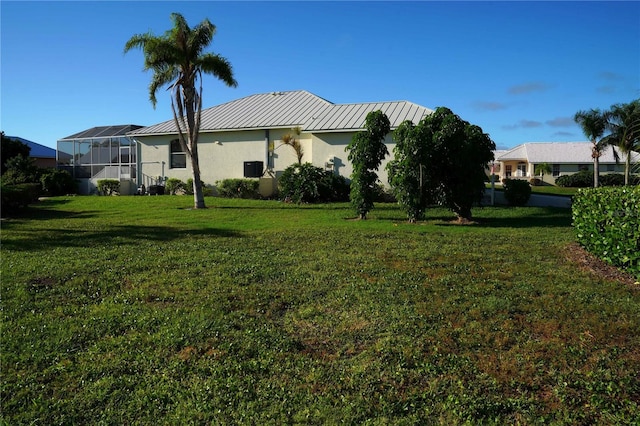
[1,183,41,217]
[216,179,260,199]
[572,187,640,279]
[503,179,532,206]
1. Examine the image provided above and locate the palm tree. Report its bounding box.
[125,13,237,208]
[534,162,552,184]
[603,99,640,185]
[574,108,607,187]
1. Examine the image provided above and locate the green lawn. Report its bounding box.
[488,183,580,197]
[2,196,639,424]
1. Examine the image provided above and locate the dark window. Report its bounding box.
[552,164,560,177]
[170,139,186,169]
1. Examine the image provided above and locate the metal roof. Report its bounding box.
[60,124,144,140]
[497,142,640,164]
[7,136,56,158]
[128,90,433,136]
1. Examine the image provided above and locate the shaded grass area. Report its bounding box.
[2,196,639,424]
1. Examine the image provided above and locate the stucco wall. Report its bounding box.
[311,132,396,185]
[135,129,398,190]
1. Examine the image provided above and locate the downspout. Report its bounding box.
[265,129,270,175]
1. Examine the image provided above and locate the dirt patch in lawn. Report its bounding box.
[564,242,638,287]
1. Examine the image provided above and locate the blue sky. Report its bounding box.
[2,1,639,150]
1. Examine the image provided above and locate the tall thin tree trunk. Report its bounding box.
[593,155,599,188]
[625,154,631,185]
[190,145,205,209]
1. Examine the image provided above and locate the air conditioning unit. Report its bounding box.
[244,161,264,178]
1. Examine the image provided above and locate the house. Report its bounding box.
[6,136,57,168]
[127,90,433,196]
[495,142,639,184]
[57,125,143,195]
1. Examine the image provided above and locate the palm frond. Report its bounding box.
[197,54,238,87]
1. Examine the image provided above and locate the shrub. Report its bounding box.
[556,171,593,187]
[373,184,397,203]
[185,178,213,196]
[40,169,77,196]
[97,179,120,196]
[529,178,542,186]
[279,163,348,203]
[1,182,41,216]
[216,179,260,199]
[573,187,640,279]
[165,178,186,195]
[503,179,531,206]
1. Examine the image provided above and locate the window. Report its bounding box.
[170,139,186,169]
[517,162,527,177]
[606,164,615,172]
[505,165,512,177]
[552,164,560,177]
[579,164,589,172]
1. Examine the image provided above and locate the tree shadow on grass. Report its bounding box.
[2,224,242,252]
[440,207,572,228]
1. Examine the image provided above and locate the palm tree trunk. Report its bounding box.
[593,156,599,188]
[190,146,206,209]
[183,83,206,209]
[625,153,631,186]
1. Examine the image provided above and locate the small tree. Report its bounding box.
[422,107,495,222]
[346,111,391,219]
[603,99,640,185]
[1,133,31,175]
[281,127,304,164]
[534,163,552,183]
[387,120,431,223]
[574,109,607,187]
[387,108,495,223]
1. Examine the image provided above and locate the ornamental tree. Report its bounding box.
[346,110,391,219]
[388,107,495,223]
[386,120,432,223]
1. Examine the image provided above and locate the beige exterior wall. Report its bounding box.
[311,132,396,185]
[135,129,399,193]
[497,160,628,185]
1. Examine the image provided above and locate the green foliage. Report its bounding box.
[387,121,430,222]
[346,110,391,219]
[185,178,213,196]
[556,171,594,187]
[97,179,121,196]
[278,163,348,203]
[1,155,41,185]
[503,179,532,206]
[387,108,495,222]
[281,127,304,164]
[0,182,41,216]
[40,169,77,196]
[573,187,640,278]
[165,178,186,195]
[1,133,31,175]
[216,178,260,199]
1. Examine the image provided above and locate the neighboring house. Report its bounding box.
[127,90,433,196]
[57,125,143,195]
[496,142,639,184]
[7,136,57,168]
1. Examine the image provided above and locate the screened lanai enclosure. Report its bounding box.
[57,125,143,195]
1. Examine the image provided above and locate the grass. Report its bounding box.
[488,183,580,197]
[2,196,639,424]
